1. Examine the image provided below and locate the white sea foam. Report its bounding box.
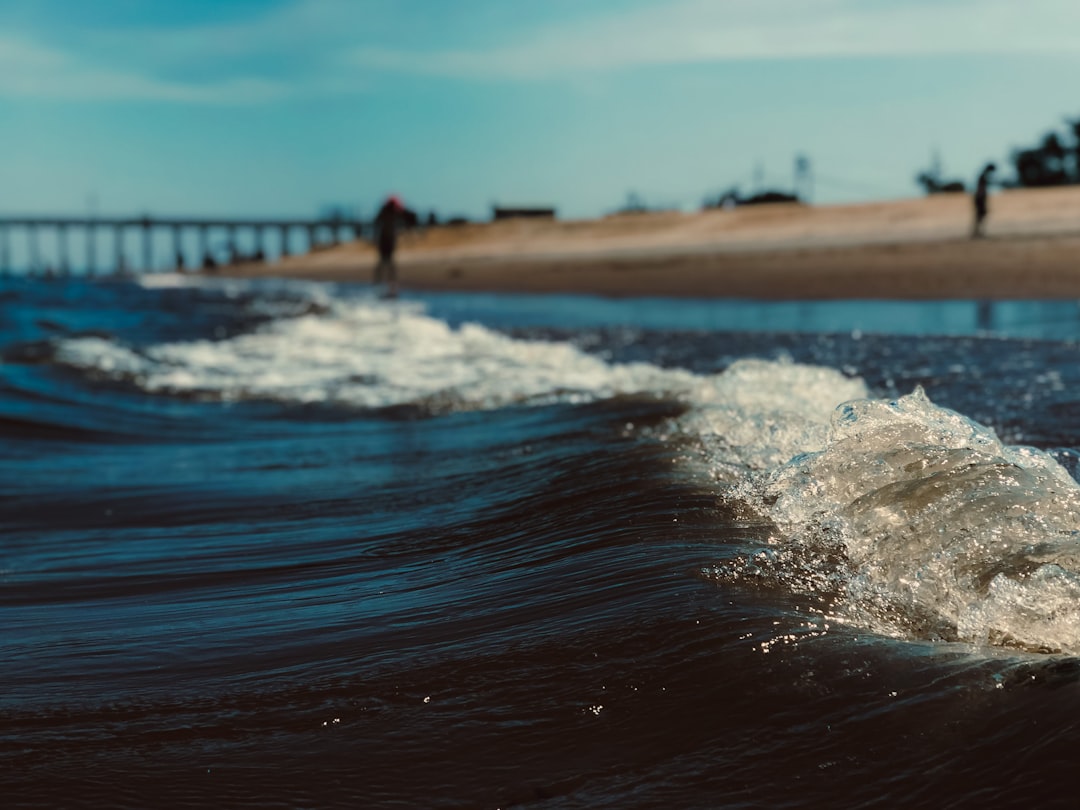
[56,293,861,421]
[675,359,867,475]
[721,387,1080,654]
[55,296,707,408]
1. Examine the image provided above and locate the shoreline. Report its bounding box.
[217,187,1080,300]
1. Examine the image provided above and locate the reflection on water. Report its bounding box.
[418,292,1080,340]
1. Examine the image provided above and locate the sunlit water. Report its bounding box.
[3,275,1080,808]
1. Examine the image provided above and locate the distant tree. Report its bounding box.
[1069,119,1080,177]
[1010,122,1080,187]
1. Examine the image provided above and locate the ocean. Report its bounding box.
[3,275,1080,808]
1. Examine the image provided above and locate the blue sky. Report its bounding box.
[3,0,1080,220]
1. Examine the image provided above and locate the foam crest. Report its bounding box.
[53,296,715,411]
[724,387,1080,653]
[51,290,869,461]
[54,297,870,429]
[678,359,868,475]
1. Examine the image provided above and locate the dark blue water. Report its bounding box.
[3,276,1080,808]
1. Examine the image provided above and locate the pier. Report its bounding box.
[0,215,368,276]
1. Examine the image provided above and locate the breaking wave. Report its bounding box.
[51,293,1080,653]
[714,388,1080,654]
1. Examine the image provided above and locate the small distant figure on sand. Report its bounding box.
[373,194,412,298]
[972,162,996,238]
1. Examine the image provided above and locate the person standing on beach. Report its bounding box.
[972,162,996,238]
[373,195,407,297]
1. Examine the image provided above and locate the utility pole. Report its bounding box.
[794,154,813,202]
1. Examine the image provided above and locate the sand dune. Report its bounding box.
[220,186,1080,299]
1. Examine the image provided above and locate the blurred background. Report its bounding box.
[4,0,1080,225]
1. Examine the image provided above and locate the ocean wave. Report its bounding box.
[49,292,1080,653]
[711,387,1080,654]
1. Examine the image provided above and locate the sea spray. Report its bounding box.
[720,387,1080,653]
[674,357,867,477]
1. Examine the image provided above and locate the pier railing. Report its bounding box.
[0,215,369,276]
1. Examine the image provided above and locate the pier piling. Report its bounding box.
[57,223,69,275]
[172,225,184,271]
[1,224,9,275]
[114,224,125,274]
[28,223,40,275]
[141,217,152,273]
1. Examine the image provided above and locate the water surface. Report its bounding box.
[3,276,1080,808]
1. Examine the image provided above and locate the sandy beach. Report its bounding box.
[220,186,1080,299]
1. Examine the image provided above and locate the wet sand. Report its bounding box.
[219,187,1080,299]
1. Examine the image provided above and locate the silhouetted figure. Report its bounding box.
[374,195,407,297]
[973,162,996,238]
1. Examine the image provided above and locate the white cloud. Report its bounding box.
[83,0,368,64]
[5,0,1080,103]
[349,0,1080,79]
[0,35,288,103]
[0,0,381,103]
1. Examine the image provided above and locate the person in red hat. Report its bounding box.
[373,194,408,296]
